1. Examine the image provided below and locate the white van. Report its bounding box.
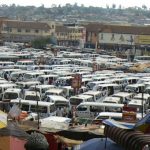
[16,81,41,90]
[45,95,69,108]
[0,83,16,100]
[10,70,30,82]
[102,96,121,104]
[61,86,87,98]
[44,88,65,97]
[69,94,94,108]
[112,92,135,104]
[76,102,124,119]
[10,99,56,118]
[2,88,23,102]
[24,91,41,101]
[37,74,58,85]
[82,91,103,102]
[93,83,121,96]
[0,61,14,69]
[92,112,142,124]
[125,84,145,93]
[29,85,56,98]
[23,72,44,82]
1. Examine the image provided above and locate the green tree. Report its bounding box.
[31,36,55,49]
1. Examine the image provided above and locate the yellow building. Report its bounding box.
[0,19,54,43]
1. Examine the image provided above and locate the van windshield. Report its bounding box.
[25,95,40,101]
[70,98,83,105]
[21,104,29,111]
[4,93,18,99]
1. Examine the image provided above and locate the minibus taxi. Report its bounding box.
[24,91,41,101]
[37,74,58,85]
[82,90,103,102]
[111,92,135,104]
[76,102,124,119]
[0,61,14,69]
[0,83,17,100]
[92,112,142,124]
[16,81,41,90]
[29,85,56,98]
[2,88,23,102]
[10,70,30,82]
[23,72,44,82]
[61,86,88,98]
[125,84,145,93]
[69,94,94,108]
[44,88,65,97]
[93,83,121,96]
[10,99,56,118]
[45,95,69,108]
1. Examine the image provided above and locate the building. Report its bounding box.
[56,25,86,47]
[84,23,150,50]
[0,19,54,43]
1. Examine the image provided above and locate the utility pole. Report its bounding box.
[35,85,40,129]
[142,86,144,118]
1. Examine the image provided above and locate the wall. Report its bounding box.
[99,33,135,45]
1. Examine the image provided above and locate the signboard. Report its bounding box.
[71,74,82,89]
[122,106,137,122]
[135,35,150,45]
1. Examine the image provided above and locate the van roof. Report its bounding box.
[96,112,142,118]
[11,99,54,106]
[24,91,40,96]
[78,102,124,107]
[5,88,21,93]
[0,83,16,87]
[30,85,55,89]
[47,95,68,101]
[71,94,93,99]
[83,90,102,95]
[113,92,134,97]
[45,88,63,94]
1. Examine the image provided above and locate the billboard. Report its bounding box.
[135,35,150,45]
[122,106,137,122]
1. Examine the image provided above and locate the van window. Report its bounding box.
[25,95,40,101]
[21,104,29,111]
[4,93,18,99]
[77,105,87,111]
[111,116,122,121]
[39,106,47,113]
[50,105,55,113]
[70,98,83,105]
[97,116,109,120]
[30,105,36,112]
[90,106,104,112]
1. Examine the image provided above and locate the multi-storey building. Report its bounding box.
[56,25,86,47]
[0,19,55,43]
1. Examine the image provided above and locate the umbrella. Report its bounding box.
[0,110,7,129]
[73,138,124,150]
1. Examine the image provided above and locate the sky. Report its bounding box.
[0,0,149,8]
